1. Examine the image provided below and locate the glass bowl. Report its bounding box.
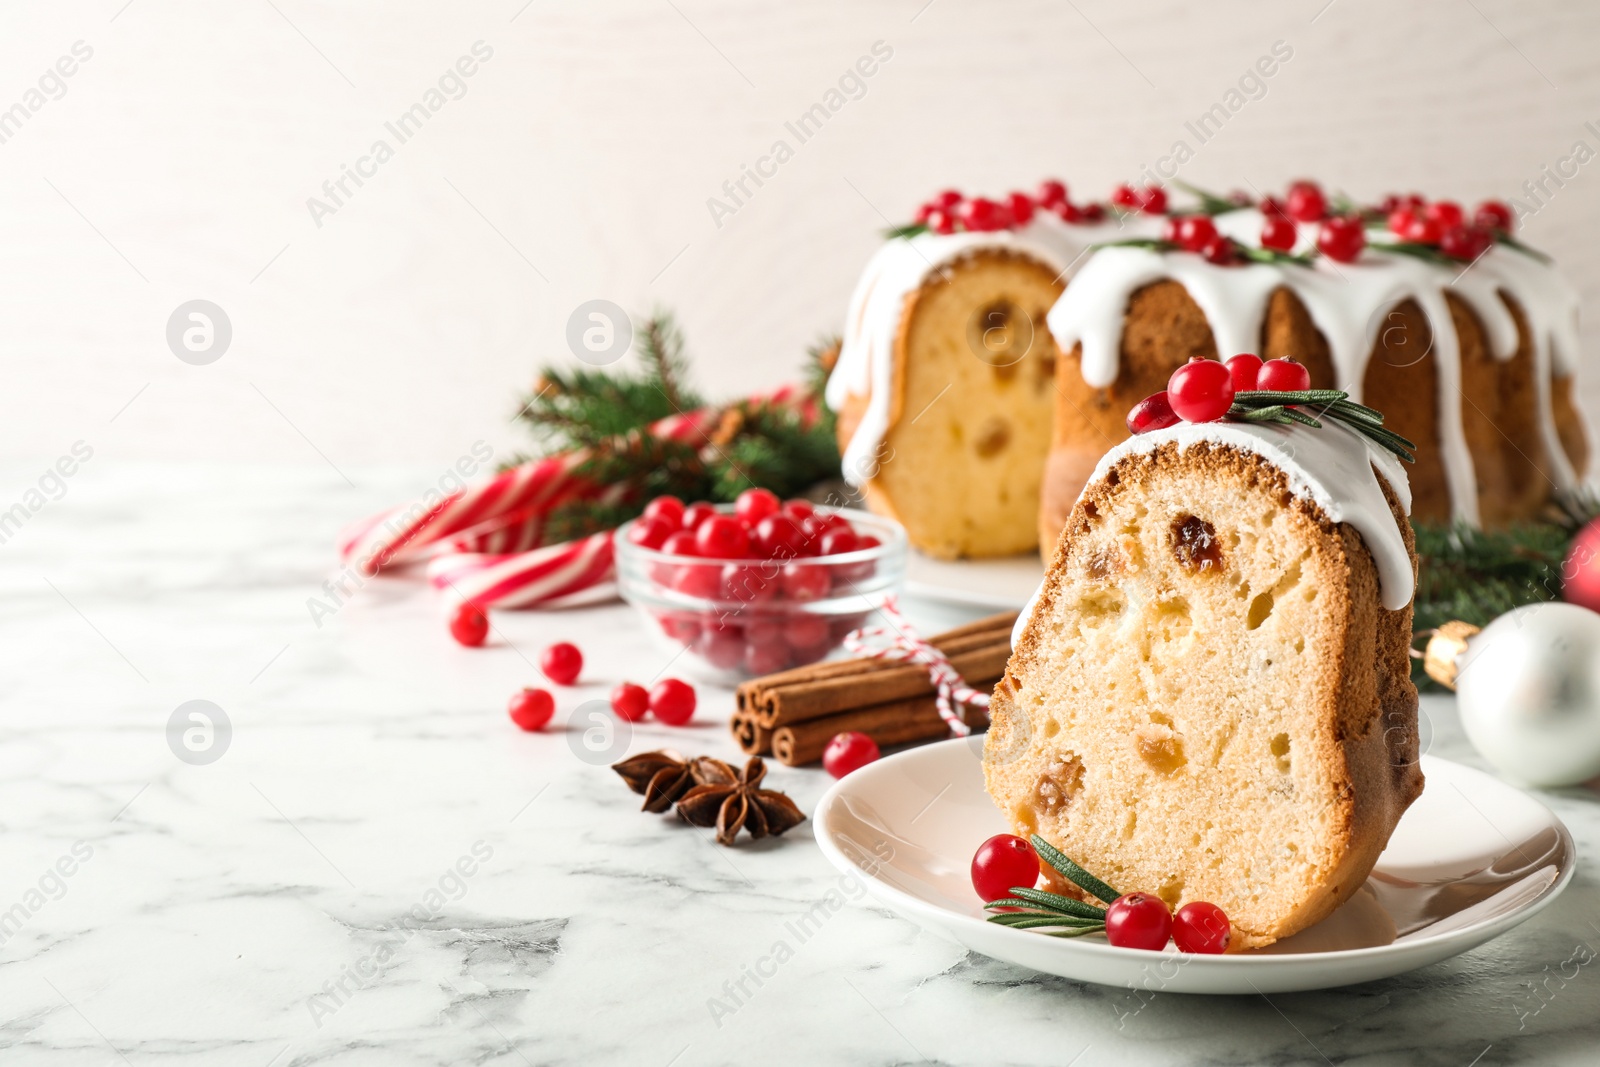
[614,505,908,684]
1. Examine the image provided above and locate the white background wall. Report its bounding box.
[3,0,1599,470]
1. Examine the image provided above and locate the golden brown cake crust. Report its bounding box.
[991,439,1422,949]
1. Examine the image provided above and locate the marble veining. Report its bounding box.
[0,461,1597,1066]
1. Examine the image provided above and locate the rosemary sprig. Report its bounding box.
[1227,388,1418,462]
[1172,180,1244,216]
[982,835,1126,940]
[1496,232,1553,264]
[1367,240,1458,267]
[1089,237,1176,253]
[1234,244,1316,267]
[883,222,929,240]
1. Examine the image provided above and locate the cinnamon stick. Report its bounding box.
[769,682,999,766]
[737,611,1017,729]
[730,706,773,756]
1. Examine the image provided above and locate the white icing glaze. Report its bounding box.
[1013,417,1416,650]
[826,212,1163,486]
[1046,209,1585,525]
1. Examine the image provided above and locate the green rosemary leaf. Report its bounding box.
[1028,835,1121,905]
[1495,233,1553,264]
[1173,180,1245,216]
[1326,399,1387,424]
[986,912,1104,929]
[1234,245,1316,267]
[1089,237,1178,253]
[1280,407,1324,428]
[1236,405,1293,424]
[1044,924,1108,939]
[1235,389,1348,404]
[1368,241,1458,267]
[1002,886,1109,920]
[882,222,929,240]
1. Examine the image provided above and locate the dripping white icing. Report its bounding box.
[1046,209,1585,525]
[1013,418,1416,651]
[825,213,1163,486]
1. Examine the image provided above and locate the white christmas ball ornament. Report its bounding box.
[1454,603,1600,788]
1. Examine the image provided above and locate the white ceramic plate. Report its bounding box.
[904,551,1044,610]
[813,739,1574,994]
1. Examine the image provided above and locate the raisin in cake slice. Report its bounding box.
[985,418,1423,950]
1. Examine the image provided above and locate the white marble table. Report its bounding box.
[3,462,1598,1066]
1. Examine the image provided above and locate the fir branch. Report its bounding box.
[805,336,842,403]
[636,312,701,413]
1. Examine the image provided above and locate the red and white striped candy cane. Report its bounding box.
[842,596,992,736]
[425,531,617,610]
[341,385,810,576]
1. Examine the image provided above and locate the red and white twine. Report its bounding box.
[841,596,991,737]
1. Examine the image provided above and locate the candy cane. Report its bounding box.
[425,532,617,610]
[842,596,992,736]
[342,385,809,575]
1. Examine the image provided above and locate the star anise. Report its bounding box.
[675,755,806,846]
[611,751,736,814]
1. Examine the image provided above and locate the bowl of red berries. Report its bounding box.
[614,489,908,682]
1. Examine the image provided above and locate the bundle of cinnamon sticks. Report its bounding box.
[731,611,1017,766]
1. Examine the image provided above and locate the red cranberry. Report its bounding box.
[782,614,830,649]
[1173,901,1232,954]
[823,731,881,779]
[1284,180,1326,222]
[1440,224,1493,261]
[1166,215,1218,253]
[780,563,832,602]
[745,618,785,646]
[660,530,699,557]
[695,514,751,559]
[642,495,685,528]
[1200,236,1237,265]
[658,611,701,646]
[1140,185,1168,214]
[539,641,583,685]
[721,561,777,602]
[1036,179,1068,207]
[1256,357,1311,392]
[752,514,809,559]
[926,208,955,235]
[1079,203,1105,222]
[609,682,650,722]
[1105,893,1173,950]
[788,641,831,666]
[781,499,815,522]
[648,678,697,726]
[970,833,1040,903]
[744,641,790,675]
[913,201,935,224]
[834,534,880,581]
[962,197,1009,232]
[1260,215,1297,252]
[1400,214,1442,244]
[1317,216,1365,263]
[817,528,860,556]
[695,627,745,670]
[1226,353,1263,393]
[1111,184,1141,209]
[1125,391,1180,435]
[734,488,780,525]
[1006,192,1035,226]
[448,602,489,647]
[933,189,963,209]
[507,688,555,731]
[680,502,717,530]
[1167,357,1235,422]
[672,561,721,599]
[1260,195,1287,220]
[626,515,674,550]
[1424,200,1464,228]
[1475,199,1514,233]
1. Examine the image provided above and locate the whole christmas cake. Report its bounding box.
[985,387,1423,950]
[826,182,1588,560]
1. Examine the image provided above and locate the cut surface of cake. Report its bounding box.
[985,418,1423,950]
[827,192,1162,559]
